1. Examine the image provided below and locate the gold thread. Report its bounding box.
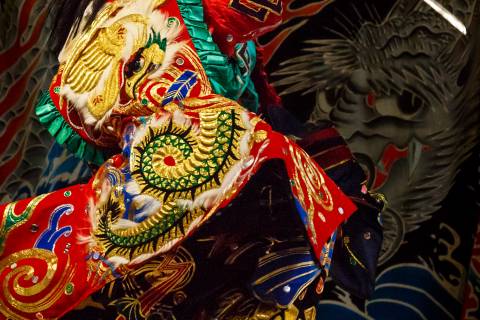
[254,130,267,143]
[343,236,367,270]
[288,140,334,243]
[304,306,317,320]
[0,249,75,318]
[252,261,316,285]
[0,194,48,254]
[95,106,252,260]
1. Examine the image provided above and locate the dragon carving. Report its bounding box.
[274,0,480,263]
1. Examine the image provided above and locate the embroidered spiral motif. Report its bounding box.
[0,249,74,319]
[131,110,244,200]
[95,108,248,260]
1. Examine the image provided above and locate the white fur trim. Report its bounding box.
[239,111,254,157]
[176,199,194,211]
[107,256,130,269]
[61,0,184,127]
[60,85,89,111]
[87,197,97,230]
[131,113,171,147]
[125,180,142,195]
[172,109,191,128]
[127,215,202,266]
[191,122,200,135]
[76,234,97,247]
[189,160,244,210]
[87,178,111,237]
[133,195,162,219]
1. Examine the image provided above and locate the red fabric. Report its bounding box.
[299,127,355,170]
[0,184,112,320]
[309,145,353,170]
[203,0,284,55]
[0,102,356,319]
[0,1,357,316]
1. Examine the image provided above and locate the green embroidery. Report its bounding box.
[136,110,238,194]
[96,109,247,260]
[146,29,167,50]
[0,194,47,253]
[99,200,187,249]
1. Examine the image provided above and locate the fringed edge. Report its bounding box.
[35,91,106,165]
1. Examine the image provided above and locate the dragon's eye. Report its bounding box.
[397,91,424,114]
[375,90,426,119]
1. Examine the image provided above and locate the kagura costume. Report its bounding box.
[0,0,383,319]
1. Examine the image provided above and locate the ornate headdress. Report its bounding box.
[59,0,184,126]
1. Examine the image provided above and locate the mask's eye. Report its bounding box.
[125,51,145,78]
[132,57,145,73]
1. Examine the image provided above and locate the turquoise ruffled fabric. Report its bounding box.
[35,91,105,165]
[177,0,259,112]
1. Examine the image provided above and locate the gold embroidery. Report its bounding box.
[288,140,334,242]
[252,303,282,319]
[283,304,300,320]
[182,45,212,96]
[254,130,267,143]
[290,144,333,212]
[130,45,213,113]
[182,96,246,112]
[61,0,181,121]
[85,254,117,287]
[0,194,48,254]
[124,43,165,100]
[303,306,317,320]
[0,249,74,319]
[130,109,246,203]
[62,5,149,118]
[369,191,388,211]
[343,236,367,270]
[94,106,253,260]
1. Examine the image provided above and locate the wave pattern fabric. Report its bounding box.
[1,0,478,319]
[0,0,374,319]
